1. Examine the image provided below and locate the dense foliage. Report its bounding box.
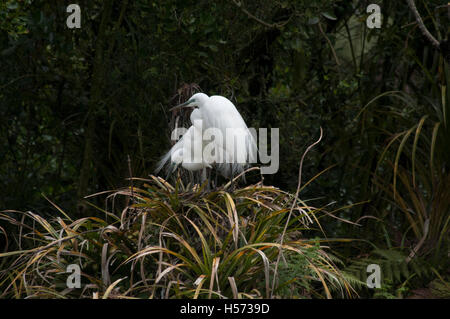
[1,0,449,298]
[0,176,359,299]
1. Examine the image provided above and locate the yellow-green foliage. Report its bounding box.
[0,176,356,299]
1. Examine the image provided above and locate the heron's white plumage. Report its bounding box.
[155,93,257,180]
[155,125,210,174]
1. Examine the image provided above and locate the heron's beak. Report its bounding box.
[169,101,191,111]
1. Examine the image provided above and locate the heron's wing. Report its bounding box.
[155,149,174,174]
[205,96,258,164]
[155,126,194,174]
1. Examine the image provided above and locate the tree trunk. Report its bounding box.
[77,0,114,213]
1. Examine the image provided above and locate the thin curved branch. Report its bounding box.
[318,22,341,66]
[406,0,440,49]
[231,0,290,29]
[271,127,323,297]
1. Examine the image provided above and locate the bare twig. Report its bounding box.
[0,74,36,90]
[231,0,290,29]
[406,218,430,263]
[271,127,323,297]
[406,0,440,49]
[223,167,261,189]
[318,23,340,66]
[127,154,134,200]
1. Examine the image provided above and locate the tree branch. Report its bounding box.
[318,22,341,66]
[231,0,290,29]
[271,127,323,298]
[406,0,440,49]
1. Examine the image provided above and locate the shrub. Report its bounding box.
[0,175,356,299]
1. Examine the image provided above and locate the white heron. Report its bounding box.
[155,108,212,181]
[155,93,257,184]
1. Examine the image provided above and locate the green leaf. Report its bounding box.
[307,17,319,25]
[208,44,218,52]
[321,12,337,21]
[7,2,19,10]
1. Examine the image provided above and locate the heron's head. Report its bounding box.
[170,93,209,111]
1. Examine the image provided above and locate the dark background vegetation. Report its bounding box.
[0,0,449,298]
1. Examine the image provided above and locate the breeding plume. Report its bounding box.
[155,93,257,182]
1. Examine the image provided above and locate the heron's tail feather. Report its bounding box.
[216,162,247,179]
[154,150,172,174]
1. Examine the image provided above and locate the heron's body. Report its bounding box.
[155,93,257,182]
[155,125,211,173]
